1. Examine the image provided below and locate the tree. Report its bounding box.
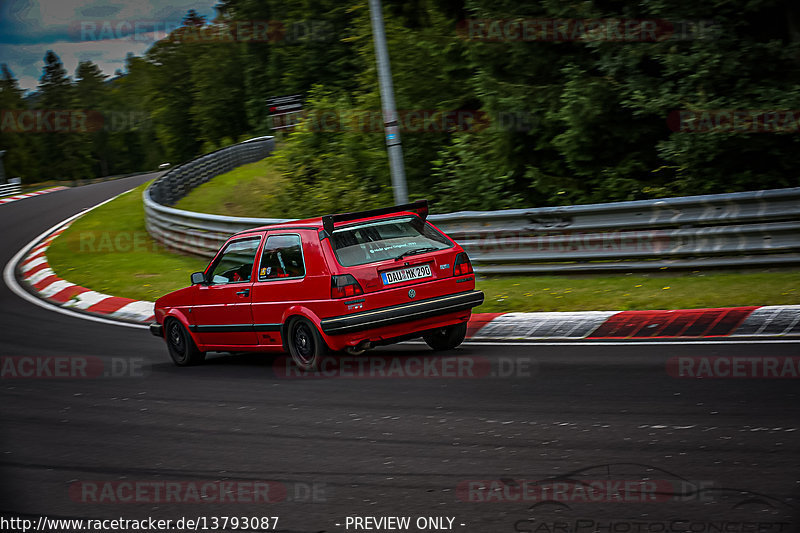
[0,65,39,182]
[188,34,249,150]
[146,33,202,163]
[75,60,110,175]
[183,9,207,27]
[37,50,93,180]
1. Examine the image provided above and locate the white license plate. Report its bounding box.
[381,264,432,285]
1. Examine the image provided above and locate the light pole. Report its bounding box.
[368,0,408,205]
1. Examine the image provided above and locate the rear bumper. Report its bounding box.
[149,323,163,338]
[320,290,484,335]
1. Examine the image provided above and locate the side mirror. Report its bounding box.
[190,272,206,285]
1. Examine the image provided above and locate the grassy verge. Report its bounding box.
[173,158,285,217]
[475,272,799,312]
[46,182,207,302]
[46,177,800,310]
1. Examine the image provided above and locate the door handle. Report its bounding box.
[236,289,250,297]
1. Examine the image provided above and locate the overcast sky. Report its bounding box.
[1,0,218,92]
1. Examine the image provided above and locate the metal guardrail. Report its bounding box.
[144,139,800,272]
[147,137,275,206]
[0,183,22,197]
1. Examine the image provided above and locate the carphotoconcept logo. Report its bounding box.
[513,516,795,533]
[503,463,797,532]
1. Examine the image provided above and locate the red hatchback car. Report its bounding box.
[150,201,484,369]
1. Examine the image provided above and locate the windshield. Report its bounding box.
[330,216,453,267]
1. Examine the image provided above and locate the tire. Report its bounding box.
[165,318,206,366]
[423,322,468,351]
[287,317,328,370]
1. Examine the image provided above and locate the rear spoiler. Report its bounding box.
[322,200,429,236]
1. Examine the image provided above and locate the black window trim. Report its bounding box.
[256,232,307,282]
[205,235,263,286]
[328,215,454,268]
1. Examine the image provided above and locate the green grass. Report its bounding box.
[47,182,207,302]
[475,272,800,312]
[46,178,800,310]
[174,158,285,217]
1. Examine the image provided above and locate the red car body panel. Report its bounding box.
[151,205,484,354]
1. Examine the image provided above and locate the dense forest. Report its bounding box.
[1,0,799,215]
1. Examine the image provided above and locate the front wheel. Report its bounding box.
[423,322,468,351]
[165,319,206,366]
[287,318,329,370]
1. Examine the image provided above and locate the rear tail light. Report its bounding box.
[331,274,364,298]
[453,252,473,276]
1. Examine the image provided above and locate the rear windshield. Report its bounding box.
[330,216,453,267]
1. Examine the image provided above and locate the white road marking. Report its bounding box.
[3,191,149,330]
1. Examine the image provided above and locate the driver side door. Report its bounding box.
[191,235,262,347]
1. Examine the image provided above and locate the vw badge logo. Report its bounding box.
[408,289,416,299]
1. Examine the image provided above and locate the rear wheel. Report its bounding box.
[165,318,205,366]
[423,322,468,351]
[287,317,329,370]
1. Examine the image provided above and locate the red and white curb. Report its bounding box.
[16,220,800,339]
[18,220,156,324]
[9,195,800,338]
[0,186,68,205]
[469,306,800,340]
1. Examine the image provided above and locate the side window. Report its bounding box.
[207,238,261,284]
[258,234,305,280]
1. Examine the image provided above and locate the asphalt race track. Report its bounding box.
[1,178,799,533]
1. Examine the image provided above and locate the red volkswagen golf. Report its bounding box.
[150,201,484,369]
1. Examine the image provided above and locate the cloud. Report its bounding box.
[0,0,216,91]
[4,38,151,92]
